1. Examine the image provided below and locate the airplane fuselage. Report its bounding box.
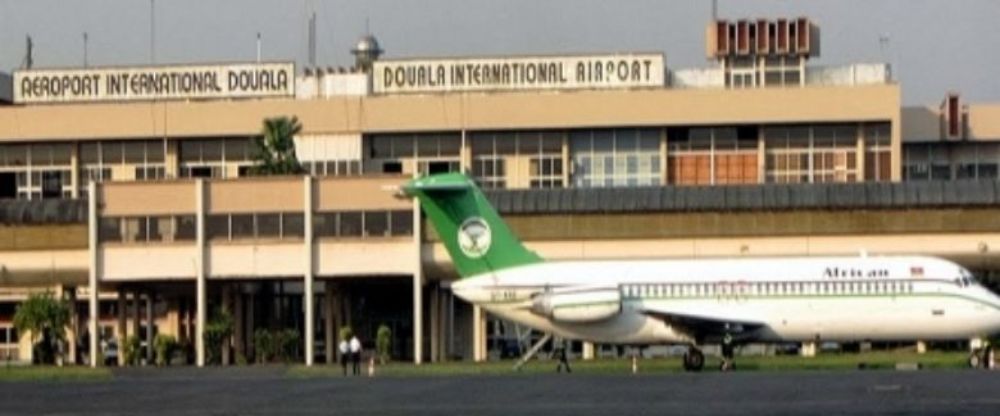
[452,256,1000,345]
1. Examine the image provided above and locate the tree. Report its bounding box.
[251,116,304,175]
[376,324,392,365]
[13,292,70,364]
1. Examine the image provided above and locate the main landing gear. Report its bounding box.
[683,346,705,372]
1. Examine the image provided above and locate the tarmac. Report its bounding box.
[2,367,1000,415]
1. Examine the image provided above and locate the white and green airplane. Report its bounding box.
[404,173,1000,370]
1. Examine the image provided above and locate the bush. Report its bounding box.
[253,328,300,363]
[203,307,234,365]
[376,324,391,364]
[122,335,141,366]
[154,334,178,366]
[253,329,274,364]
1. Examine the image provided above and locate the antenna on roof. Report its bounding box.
[308,12,317,67]
[23,35,33,69]
[83,32,89,68]
[365,17,371,36]
[257,32,262,63]
[712,0,718,20]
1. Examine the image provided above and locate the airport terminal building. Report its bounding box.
[1,17,1000,366]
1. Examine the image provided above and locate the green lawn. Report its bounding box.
[0,366,113,382]
[288,351,971,378]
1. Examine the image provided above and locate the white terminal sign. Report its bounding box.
[13,62,294,104]
[374,53,664,94]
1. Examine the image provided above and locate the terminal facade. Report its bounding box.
[1,17,999,366]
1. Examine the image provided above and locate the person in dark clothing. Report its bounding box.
[554,338,572,373]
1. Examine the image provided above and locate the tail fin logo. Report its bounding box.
[458,217,492,259]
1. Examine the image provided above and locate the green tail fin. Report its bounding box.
[404,173,543,278]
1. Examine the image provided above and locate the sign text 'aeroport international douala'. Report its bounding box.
[14,63,294,104]
[374,54,665,94]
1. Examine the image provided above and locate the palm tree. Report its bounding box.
[251,116,304,175]
[13,292,70,364]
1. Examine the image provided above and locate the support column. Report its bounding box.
[916,340,927,354]
[116,287,126,366]
[87,181,99,368]
[66,286,78,365]
[412,195,423,364]
[324,282,336,364]
[145,290,154,365]
[472,305,486,362]
[303,176,315,366]
[801,341,817,358]
[582,342,595,360]
[131,290,140,346]
[70,142,80,199]
[195,179,207,367]
[430,284,440,363]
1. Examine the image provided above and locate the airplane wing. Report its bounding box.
[640,304,769,344]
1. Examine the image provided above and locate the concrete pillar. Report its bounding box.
[412,196,423,364]
[582,342,595,360]
[303,176,315,366]
[430,284,440,363]
[87,181,100,368]
[195,179,207,367]
[70,142,80,198]
[801,341,817,358]
[916,340,927,354]
[472,305,486,362]
[116,288,126,366]
[324,282,336,364]
[145,290,154,365]
[66,286,78,365]
[856,123,866,181]
[131,291,140,344]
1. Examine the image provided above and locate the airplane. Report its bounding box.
[402,172,1000,371]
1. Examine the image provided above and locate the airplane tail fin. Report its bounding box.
[403,173,543,278]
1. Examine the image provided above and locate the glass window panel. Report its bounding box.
[391,135,415,158]
[175,216,197,241]
[390,210,413,236]
[102,142,123,164]
[339,212,363,237]
[180,141,201,162]
[124,142,146,164]
[224,138,250,161]
[197,215,223,240]
[231,214,255,239]
[616,130,638,152]
[80,143,99,164]
[4,145,27,166]
[438,135,461,156]
[364,211,389,237]
[257,214,281,238]
[639,129,660,151]
[201,140,223,161]
[29,145,52,165]
[314,212,338,237]
[518,132,541,154]
[541,132,563,153]
[281,213,305,239]
[495,133,517,154]
[98,218,122,243]
[592,131,613,153]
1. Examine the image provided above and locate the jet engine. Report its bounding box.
[530,287,621,323]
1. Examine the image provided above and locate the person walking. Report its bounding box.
[349,335,362,376]
[338,338,350,376]
[554,338,572,373]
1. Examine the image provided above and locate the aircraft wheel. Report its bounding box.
[683,348,705,372]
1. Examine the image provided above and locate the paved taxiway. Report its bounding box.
[2,367,999,415]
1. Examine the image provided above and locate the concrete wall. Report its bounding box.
[0,85,898,140]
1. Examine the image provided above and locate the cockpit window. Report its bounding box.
[957,269,976,287]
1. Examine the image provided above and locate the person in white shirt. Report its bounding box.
[349,335,362,375]
[338,339,350,376]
